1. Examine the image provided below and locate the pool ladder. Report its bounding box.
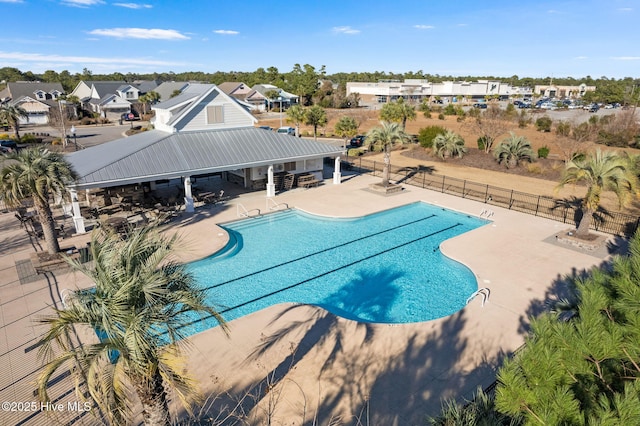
[237,203,261,218]
[480,209,494,218]
[266,197,289,211]
[466,287,490,307]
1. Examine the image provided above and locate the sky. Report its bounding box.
[0,0,638,79]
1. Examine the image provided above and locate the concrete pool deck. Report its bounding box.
[0,173,624,425]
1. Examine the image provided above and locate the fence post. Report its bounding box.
[509,189,514,209]
[441,175,445,193]
[484,185,489,203]
[422,171,426,189]
[535,196,540,216]
[462,181,466,198]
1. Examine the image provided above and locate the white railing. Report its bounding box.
[466,287,491,307]
[237,203,260,218]
[266,198,289,211]
[480,209,494,218]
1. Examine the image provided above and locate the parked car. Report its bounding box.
[349,135,366,147]
[589,104,600,113]
[473,103,488,109]
[120,112,139,121]
[276,126,296,136]
[0,140,18,151]
[258,126,273,131]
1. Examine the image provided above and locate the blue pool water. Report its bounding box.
[184,202,488,332]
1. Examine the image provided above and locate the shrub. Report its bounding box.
[417,125,446,149]
[518,118,528,128]
[443,104,456,115]
[347,148,364,157]
[0,133,10,140]
[433,130,467,160]
[493,133,536,169]
[423,111,432,119]
[535,116,552,132]
[537,145,550,159]
[438,113,445,120]
[527,163,543,174]
[80,117,93,125]
[477,136,491,151]
[20,134,39,144]
[51,137,62,145]
[555,121,571,137]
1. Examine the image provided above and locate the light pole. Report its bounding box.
[70,125,77,151]
[278,96,283,128]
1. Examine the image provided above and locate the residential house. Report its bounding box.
[0,82,65,125]
[70,80,159,120]
[217,82,252,101]
[246,84,299,112]
[154,81,191,101]
[65,84,344,234]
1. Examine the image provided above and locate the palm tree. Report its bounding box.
[0,104,29,141]
[556,149,639,238]
[493,132,535,169]
[286,104,305,137]
[366,121,411,187]
[37,224,228,426]
[0,147,77,254]
[304,105,327,141]
[139,91,160,115]
[432,130,467,160]
[379,97,417,130]
[334,116,359,150]
[264,89,280,112]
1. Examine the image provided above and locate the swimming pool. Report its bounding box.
[185,202,488,332]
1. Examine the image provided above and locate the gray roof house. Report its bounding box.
[70,80,159,119]
[0,82,65,125]
[154,81,191,101]
[65,84,345,234]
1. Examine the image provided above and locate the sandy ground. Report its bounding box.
[260,108,640,215]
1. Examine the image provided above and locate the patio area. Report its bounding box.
[0,172,624,425]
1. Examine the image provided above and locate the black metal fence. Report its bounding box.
[346,157,640,237]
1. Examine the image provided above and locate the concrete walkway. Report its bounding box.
[0,173,622,425]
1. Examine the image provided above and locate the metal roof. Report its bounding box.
[67,127,344,189]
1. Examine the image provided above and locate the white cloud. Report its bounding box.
[61,0,104,7]
[332,26,360,34]
[0,51,188,67]
[113,3,152,9]
[414,25,435,30]
[89,28,189,40]
[0,0,24,3]
[573,56,588,60]
[456,23,468,27]
[611,56,640,60]
[618,7,633,12]
[213,30,239,35]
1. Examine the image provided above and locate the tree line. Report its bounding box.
[2,66,639,106]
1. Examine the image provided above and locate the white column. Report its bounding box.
[266,165,275,197]
[184,176,194,213]
[69,189,86,234]
[333,156,342,184]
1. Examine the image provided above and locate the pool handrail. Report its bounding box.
[266,197,289,211]
[466,287,490,307]
[237,203,261,218]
